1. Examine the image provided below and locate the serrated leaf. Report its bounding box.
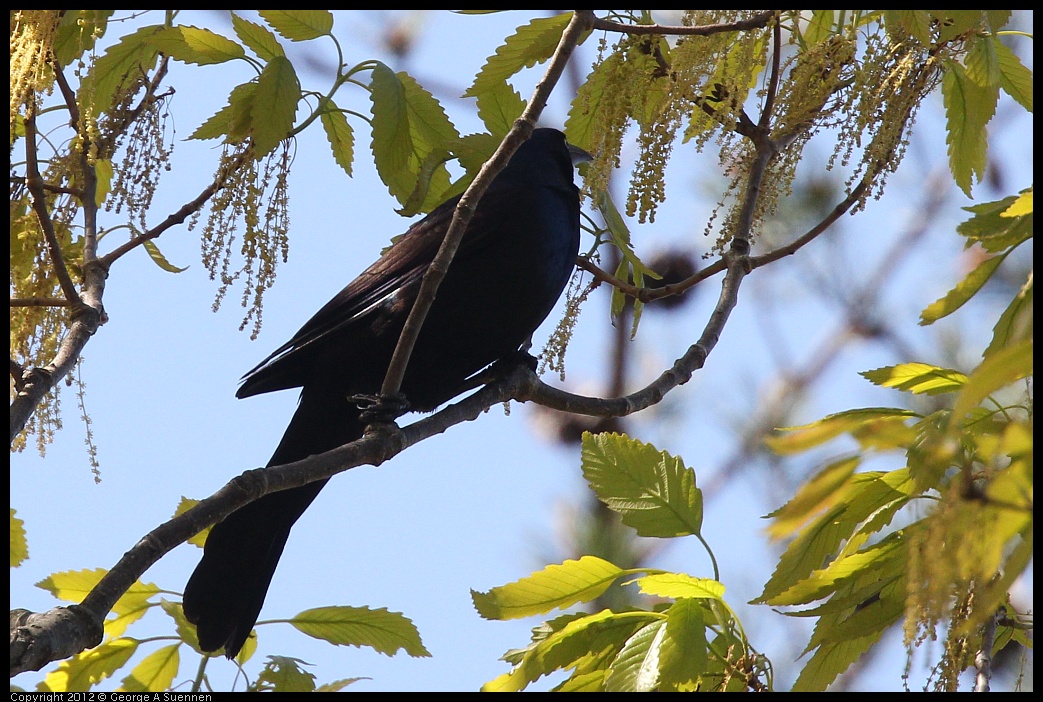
[943,61,999,197]
[11,508,28,566]
[860,363,969,395]
[1003,188,1032,217]
[659,599,708,689]
[920,251,1007,324]
[320,102,354,177]
[36,569,160,611]
[581,432,702,538]
[483,609,646,692]
[633,573,725,601]
[951,338,1033,422]
[190,82,257,142]
[231,14,285,61]
[605,620,666,692]
[473,556,624,620]
[149,26,245,65]
[257,655,316,693]
[476,80,526,136]
[117,644,179,693]
[956,192,1033,252]
[566,51,621,152]
[142,239,189,273]
[40,638,138,692]
[258,10,333,41]
[965,35,1000,87]
[54,11,112,67]
[995,41,1032,112]
[80,25,163,118]
[765,408,920,454]
[290,606,430,657]
[791,631,881,692]
[984,274,1032,359]
[370,63,413,201]
[766,456,860,539]
[251,55,300,157]
[172,497,207,547]
[465,13,575,98]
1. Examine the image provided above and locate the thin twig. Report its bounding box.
[591,11,776,37]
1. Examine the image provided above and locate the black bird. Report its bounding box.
[183,128,587,656]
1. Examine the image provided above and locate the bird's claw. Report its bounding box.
[351,392,410,424]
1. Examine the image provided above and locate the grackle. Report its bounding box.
[183,128,588,656]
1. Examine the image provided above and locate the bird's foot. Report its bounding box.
[351,392,410,425]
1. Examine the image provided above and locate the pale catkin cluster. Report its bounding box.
[106,94,174,230]
[540,270,595,381]
[201,143,292,339]
[9,10,61,141]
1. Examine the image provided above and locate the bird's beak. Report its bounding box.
[567,142,593,167]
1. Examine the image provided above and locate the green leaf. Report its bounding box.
[251,55,300,156]
[919,252,1007,324]
[117,644,179,693]
[943,61,999,197]
[465,13,575,98]
[604,620,666,692]
[472,556,624,620]
[11,509,28,567]
[633,573,725,601]
[149,26,246,65]
[581,432,703,538]
[40,638,138,692]
[764,408,920,454]
[93,159,113,207]
[995,40,1033,112]
[189,82,257,142]
[80,25,163,118]
[659,599,708,689]
[765,456,860,539]
[142,239,189,273]
[791,631,882,692]
[951,338,1033,423]
[370,63,413,201]
[258,10,333,41]
[231,14,285,61]
[320,102,354,176]
[566,50,621,152]
[483,610,647,692]
[984,274,1032,359]
[860,363,969,395]
[290,606,430,657]
[36,569,160,610]
[965,35,1000,87]
[476,80,526,137]
[172,497,207,547]
[54,11,112,67]
[955,192,1034,254]
[256,656,316,693]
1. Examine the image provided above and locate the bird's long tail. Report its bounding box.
[183,386,363,656]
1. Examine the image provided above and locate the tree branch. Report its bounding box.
[591,11,777,37]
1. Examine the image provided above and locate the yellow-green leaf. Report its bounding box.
[1003,188,1033,217]
[258,10,333,41]
[117,644,179,692]
[172,497,207,548]
[231,14,284,61]
[143,239,188,273]
[476,80,526,137]
[581,432,702,538]
[952,338,1033,422]
[860,363,969,395]
[659,599,708,688]
[11,509,28,567]
[943,61,999,197]
[633,573,725,601]
[149,26,245,65]
[604,620,666,692]
[465,13,575,98]
[765,408,919,454]
[995,40,1033,113]
[984,273,1032,359]
[320,102,354,177]
[920,252,1007,324]
[290,605,430,657]
[765,456,860,539]
[251,55,300,157]
[472,556,624,620]
[40,638,138,692]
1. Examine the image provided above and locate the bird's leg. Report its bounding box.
[350,392,411,425]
